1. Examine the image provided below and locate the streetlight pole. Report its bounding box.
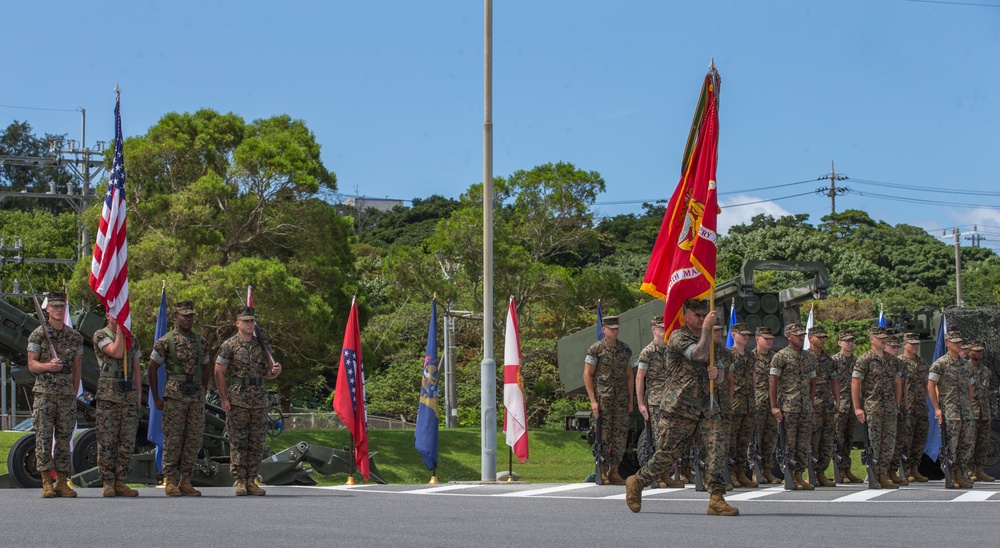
[480,0,496,482]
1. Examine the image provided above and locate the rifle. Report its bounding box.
[25,276,68,373]
[749,434,764,484]
[806,447,818,487]
[860,420,880,489]
[832,443,843,483]
[235,289,276,369]
[940,417,955,489]
[691,445,706,492]
[592,414,605,485]
[776,420,796,490]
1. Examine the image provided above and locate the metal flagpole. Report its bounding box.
[481,0,497,482]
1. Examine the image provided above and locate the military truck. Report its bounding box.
[557,260,831,477]
[0,296,385,488]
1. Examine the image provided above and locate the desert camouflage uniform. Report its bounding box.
[632,326,726,495]
[151,329,210,482]
[833,351,858,469]
[972,361,992,469]
[754,349,778,473]
[586,338,632,465]
[636,341,667,447]
[770,346,816,472]
[811,349,838,474]
[216,334,270,480]
[729,348,755,472]
[94,328,142,482]
[901,354,930,465]
[27,324,83,473]
[929,354,975,468]
[854,349,900,474]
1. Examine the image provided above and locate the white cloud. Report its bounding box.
[717,194,793,235]
[944,207,1000,232]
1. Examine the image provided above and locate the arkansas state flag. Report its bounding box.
[641,64,721,337]
[503,297,529,462]
[333,297,370,481]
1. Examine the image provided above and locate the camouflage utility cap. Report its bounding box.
[869,327,888,339]
[785,323,807,336]
[175,301,195,315]
[886,335,902,346]
[731,322,752,335]
[970,340,985,351]
[684,299,710,313]
[808,325,828,337]
[650,315,664,328]
[903,332,921,344]
[237,306,255,321]
[838,331,856,341]
[756,326,774,338]
[945,331,964,343]
[46,291,67,306]
[602,315,620,328]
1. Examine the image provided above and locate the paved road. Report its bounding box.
[3,481,997,547]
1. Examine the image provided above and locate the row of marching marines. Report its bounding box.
[26,293,281,498]
[582,299,993,516]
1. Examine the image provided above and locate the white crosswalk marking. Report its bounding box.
[603,487,686,500]
[405,484,479,495]
[496,483,597,497]
[726,487,785,501]
[951,491,996,502]
[833,489,895,502]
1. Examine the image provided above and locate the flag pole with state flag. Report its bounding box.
[640,61,721,399]
[333,296,370,483]
[503,296,529,477]
[147,281,168,479]
[415,299,440,484]
[596,299,605,342]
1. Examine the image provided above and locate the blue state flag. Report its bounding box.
[146,287,168,473]
[414,301,440,471]
[925,312,947,461]
[725,304,736,349]
[596,300,605,341]
[877,309,886,327]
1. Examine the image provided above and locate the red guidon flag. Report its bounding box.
[503,297,528,462]
[641,65,721,337]
[333,297,370,481]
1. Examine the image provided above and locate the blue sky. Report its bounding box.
[3,0,999,249]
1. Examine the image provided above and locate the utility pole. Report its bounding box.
[942,226,977,307]
[965,230,986,248]
[816,160,849,215]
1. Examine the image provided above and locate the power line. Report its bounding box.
[849,178,1000,197]
[897,0,1000,7]
[0,103,80,113]
[850,190,1000,209]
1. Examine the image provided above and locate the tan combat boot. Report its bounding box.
[41,474,56,499]
[114,480,139,497]
[762,469,781,485]
[707,492,740,516]
[234,478,248,496]
[877,472,898,489]
[908,463,929,482]
[178,475,202,496]
[889,469,909,486]
[735,469,758,488]
[955,469,974,489]
[245,478,266,496]
[793,470,815,490]
[54,472,77,498]
[625,475,643,513]
[658,472,684,488]
[606,464,626,485]
[843,468,863,484]
[164,479,182,496]
[816,469,836,487]
[103,481,117,497]
[975,466,995,482]
[600,463,609,484]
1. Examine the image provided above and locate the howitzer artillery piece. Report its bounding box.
[0,297,386,488]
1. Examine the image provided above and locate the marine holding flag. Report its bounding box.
[415,301,440,473]
[626,65,738,516]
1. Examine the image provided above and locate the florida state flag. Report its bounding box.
[641,64,721,337]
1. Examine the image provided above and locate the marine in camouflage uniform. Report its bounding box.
[885,336,911,486]
[215,306,282,496]
[635,315,682,488]
[26,291,83,498]
[625,300,739,516]
[713,326,733,485]
[852,326,903,489]
[93,315,143,497]
[968,340,995,482]
[149,301,211,496]
[900,332,930,482]
[832,331,862,483]
[584,314,633,485]
[752,326,780,484]
[808,325,840,487]
[727,323,757,488]
[769,323,817,490]
[928,331,976,488]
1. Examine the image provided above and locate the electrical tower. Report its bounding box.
[816,160,849,215]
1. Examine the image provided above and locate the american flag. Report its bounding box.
[333,297,370,481]
[89,86,132,346]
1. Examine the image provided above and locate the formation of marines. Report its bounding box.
[596,304,996,515]
[27,295,282,498]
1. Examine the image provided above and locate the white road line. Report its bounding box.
[951,491,996,502]
[495,483,597,497]
[602,487,686,500]
[726,487,786,501]
[405,484,481,495]
[833,489,894,502]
